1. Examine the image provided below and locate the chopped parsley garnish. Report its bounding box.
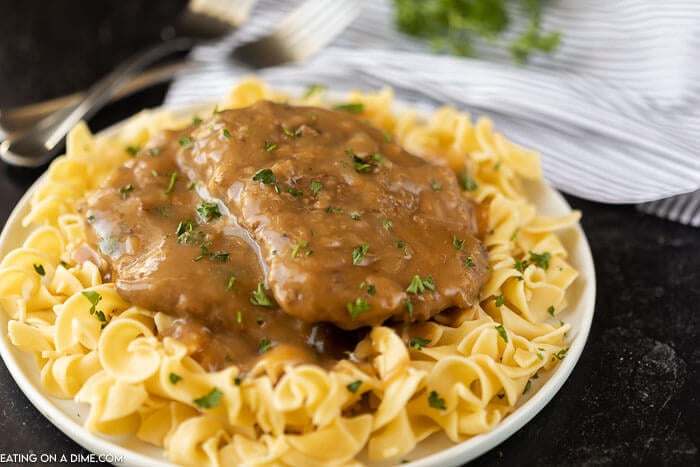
[350,211,361,220]
[326,207,344,214]
[210,252,229,262]
[510,227,520,241]
[459,172,478,191]
[87,215,96,223]
[523,379,532,394]
[227,275,236,290]
[236,310,243,323]
[350,155,372,173]
[164,172,177,195]
[212,105,220,114]
[283,126,302,138]
[464,256,476,268]
[188,182,196,191]
[406,275,435,294]
[396,240,408,255]
[169,373,182,384]
[304,83,326,98]
[193,387,223,409]
[94,310,107,323]
[410,337,431,350]
[495,324,508,343]
[196,202,221,222]
[428,390,446,410]
[367,284,376,296]
[382,218,393,230]
[259,338,273,354]
[404,298,414,319]
[192,116,203,126]
[81,290,102,315]
[352,243,370,265]
[252,168,276,184]
[222,128,232,139]
[33,263,45,276]
[125,145,140,156]
[547,305,555,316]
[176,220,203,246]
[514,258,528,273]
[291,240,309,259]
[310,181,323,196]
[529,251,551,270]
[347,297,370,320]
[495,295,505,307]
[149,147,160,157]
[234,376,242,386]
[346,380,362,393]
[333,102,364,113]
[431,180,442,191]
[251,282,272,307]
[287,187,304,197]
[178,135,193,148]
[452,235,464,250]
[119,184,134,200]
[553,348,569,361]
[382,131,392,143]
[264,140,277,152]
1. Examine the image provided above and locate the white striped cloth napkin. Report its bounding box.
[165,0,700,226]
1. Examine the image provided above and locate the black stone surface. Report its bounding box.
[0,2,698,466]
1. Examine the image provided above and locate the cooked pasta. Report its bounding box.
[0,78,580,465]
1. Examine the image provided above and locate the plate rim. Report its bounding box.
[0,100,596,467]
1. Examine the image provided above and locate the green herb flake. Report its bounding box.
[346,380,362,393]
[510,227,520,241]
[382,131,392,143]
[464,256,476,268]
[222,128,232,139]
[283,126,302,138]
[310,181,323,196]
[119,184,134,200]
[86,215,96,224]
[428,390,446,410]
[409,337,431,350]
[382,218,393,230]
[529,251,552,270]
[495,295,505,307]
[226,275,236,291]
[352,243,370,265]
[264,140,277,152]
[196,201,222,222]
[404,298,414,319]
[347,297,370,320]
[406,275,425,294]
[178,135,193,148]
[169,373,182,384]
[259,338,273,354]
[326,206,344,214]
[211,252,229,262]
[236,310,243,324]
[193,387,223,409]
[459,171,478,191]
[452,235,464,250]
[333,102,364,113]
[251,282,273,307]
[514,258,528,273]
[547,305,555,316]
[523,379,532,394]
[291,240,309,259]
[81,290,102,316]
[234,376,242,386]
[396,240,408,255]
[553,348,569,361]
[188,183,196,191]
[431,180,442,191]
[148,147,160,157]
[125,145,140,156]
[164,172,178,195]
[495,324,508,343]
[33,263,45,276]
[367,284,376,296]
[252,168,276,184]
[287,187,304,197]
[304,83,326,98]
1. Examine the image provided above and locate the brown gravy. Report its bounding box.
[84,101,487,372]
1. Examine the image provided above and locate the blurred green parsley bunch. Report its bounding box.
[394,0,561,64]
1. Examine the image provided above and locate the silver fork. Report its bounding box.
[1,0,358,168]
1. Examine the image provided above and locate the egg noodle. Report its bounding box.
[0,79,580,466]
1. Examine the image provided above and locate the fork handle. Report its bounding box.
[0,60,192,134]
[1,37,194,167]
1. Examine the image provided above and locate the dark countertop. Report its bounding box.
[0,2,697,466]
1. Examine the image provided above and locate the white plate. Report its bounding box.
[0,103,595,467]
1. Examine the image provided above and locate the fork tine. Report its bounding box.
[283,1,358,55]
[232,0,358,68]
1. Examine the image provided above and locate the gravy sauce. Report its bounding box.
[85,102,488,371]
